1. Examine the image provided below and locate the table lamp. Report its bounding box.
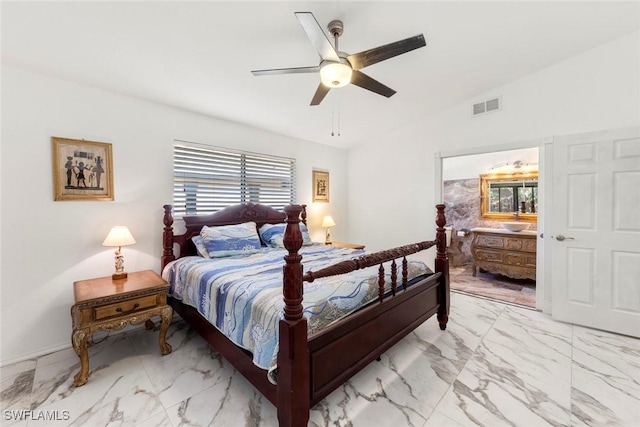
[321,215,336,245]
[102,226,136,280]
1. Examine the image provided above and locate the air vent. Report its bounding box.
[473,97,501,116]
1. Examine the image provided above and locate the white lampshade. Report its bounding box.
[102,226,136,247]
[320,62,352,88]
[321,215,336,228]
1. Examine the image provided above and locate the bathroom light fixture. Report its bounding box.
[321,215,336,244]
[490,160,538,170]
[102,226,136,280]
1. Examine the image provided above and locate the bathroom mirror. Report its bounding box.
[479,171,538,221]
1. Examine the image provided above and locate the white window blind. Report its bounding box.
[173,140,296,216]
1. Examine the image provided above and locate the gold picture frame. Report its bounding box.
[312,170,329,202]
[52,137,114,201]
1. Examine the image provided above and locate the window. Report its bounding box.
[173,140,296,216]
[488,181,537,213]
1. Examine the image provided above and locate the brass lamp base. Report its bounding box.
[112,272,128,280]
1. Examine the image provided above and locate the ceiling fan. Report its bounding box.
[251,12,426,106]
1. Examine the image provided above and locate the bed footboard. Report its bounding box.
[277,204,449,426]
[307,273,442,403]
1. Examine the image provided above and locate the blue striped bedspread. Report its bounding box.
[162,244,432,379]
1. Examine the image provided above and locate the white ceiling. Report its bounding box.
[2,1,639,148]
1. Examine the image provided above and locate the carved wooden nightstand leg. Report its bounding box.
[145,319,155,330]
[159,305,173,355]
[72,328,90,387]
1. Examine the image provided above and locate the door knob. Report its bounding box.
[555,235,575,241]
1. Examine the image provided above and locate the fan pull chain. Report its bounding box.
[331,105,335,136]
[330,92,341,137]
[337,98,341,137]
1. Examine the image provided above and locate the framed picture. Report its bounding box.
[312,170,329,202]
[52,137,114,201]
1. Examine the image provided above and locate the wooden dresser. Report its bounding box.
[470,228,537,281]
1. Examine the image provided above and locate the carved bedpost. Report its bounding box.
[435,204,450,330]
[282,205,304,321]
[162,205,176,270]
[277,204,310,427]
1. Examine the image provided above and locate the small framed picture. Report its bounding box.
[51,137,114,201]
[312,170,329,203]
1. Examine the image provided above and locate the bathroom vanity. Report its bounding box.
[471,227,537,281]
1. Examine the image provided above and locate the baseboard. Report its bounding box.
[0,342,72,368]
[0,312,182,368]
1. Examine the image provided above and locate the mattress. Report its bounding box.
[162,244,432,379]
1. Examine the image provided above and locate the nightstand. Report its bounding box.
[331,242,365,250]
[70,270,173,387]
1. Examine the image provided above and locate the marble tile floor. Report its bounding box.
[2,292,639,427]
[450,265,537,309]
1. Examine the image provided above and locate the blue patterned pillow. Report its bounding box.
[191,236,210,258]
[200,222,261,258]
[259,223,313,248]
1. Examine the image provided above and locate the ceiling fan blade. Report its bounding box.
[251,66,320,76]
[350,70,396,98]
[295,12,340,62]
[347,34,426,70]
[310,83,331,106]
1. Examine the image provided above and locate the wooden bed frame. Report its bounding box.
[161,203,450,427]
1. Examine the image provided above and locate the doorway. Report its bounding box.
[438,144,542,309]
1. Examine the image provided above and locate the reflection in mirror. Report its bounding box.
[480,171,538,221]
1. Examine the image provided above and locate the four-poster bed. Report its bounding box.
[160,202,450,426]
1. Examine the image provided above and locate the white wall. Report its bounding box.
[442,147,539,181]
[0,66,348,365]
[347,31,640,255]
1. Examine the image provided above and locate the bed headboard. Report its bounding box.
[162,203,307,269]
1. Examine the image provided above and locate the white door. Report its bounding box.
[550,127,640,337]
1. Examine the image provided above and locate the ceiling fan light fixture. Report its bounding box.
[320,61,352,88]
[251,12,426,105]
